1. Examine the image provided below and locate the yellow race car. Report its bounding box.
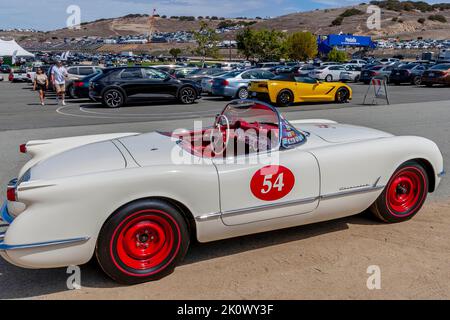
[248,74,352,107]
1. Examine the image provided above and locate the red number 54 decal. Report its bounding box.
[250,165,295,201]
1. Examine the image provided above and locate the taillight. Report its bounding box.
[372,72,380,76]
[222,80,229,86]
[7,187,17,202]
[74,81,83,87]
[19,144,27,153]
[8,73,13,81]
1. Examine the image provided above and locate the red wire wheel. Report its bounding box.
[371,162,429,223]
[96,200,190,284]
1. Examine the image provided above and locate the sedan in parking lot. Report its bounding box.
[8,68,29,82]
[211,69,275,99]
[71,71,103,99]
[309,65,346,82]
[339,64,362,82]
[390,63,428,85]
[89,67,202,108]
[421,64,450,87]
[360,65,395,84]
[1,64,11,74]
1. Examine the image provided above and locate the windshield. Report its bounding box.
[220,101,306,150]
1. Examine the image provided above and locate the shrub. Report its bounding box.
[340,8,364,17]
[428,15,447,23]
[331,16,344,26]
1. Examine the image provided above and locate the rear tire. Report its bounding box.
[103,89,125,108]
[335,87,350,103]
[96,199,190,285]
[178,87,197,104]
[370,162,428,223]
[276,90,293,107]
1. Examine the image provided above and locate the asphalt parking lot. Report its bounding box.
[0,81,450,299]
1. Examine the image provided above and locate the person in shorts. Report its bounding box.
[51,61,68,106]
[33,68,48,106]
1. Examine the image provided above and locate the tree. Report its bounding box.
[285,31,318,61]
[327,47,347,63]
[169,48,182,60]
[193,21,220,67]
[252,29,286,61]
[236,27,257,60]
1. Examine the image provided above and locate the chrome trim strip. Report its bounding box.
[195,185,386,222]
[438,170,446,178]
[320,185,385,200]
[222,196,318,218]
[0,236,90,251]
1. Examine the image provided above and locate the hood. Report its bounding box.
[27,141,126,181]
[295,123,393,144]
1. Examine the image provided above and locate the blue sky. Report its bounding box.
[0,0,449,31]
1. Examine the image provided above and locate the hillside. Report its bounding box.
[1,3,450,48]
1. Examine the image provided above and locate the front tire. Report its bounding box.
[236,87,249,99]
[96,199,190,284]
[370,162,428,223]
[103,89,125,108]
[325,75,333,82]
[335,87,350,103]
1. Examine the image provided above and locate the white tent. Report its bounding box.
[0,39,34,57]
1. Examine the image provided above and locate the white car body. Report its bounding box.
[309,65,346,82]
[0,101,444,273]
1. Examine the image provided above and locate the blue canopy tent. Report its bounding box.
[318,34,376,55]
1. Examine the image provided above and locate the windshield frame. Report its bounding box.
[220,100,307,153]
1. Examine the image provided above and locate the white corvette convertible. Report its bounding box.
[0,100,445,284]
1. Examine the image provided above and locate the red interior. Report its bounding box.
[174,120,279,158]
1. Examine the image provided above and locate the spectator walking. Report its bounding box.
[51,61,68,106]
[33,68,48,106]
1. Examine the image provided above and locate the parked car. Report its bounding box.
[294,64,316,76]
[339,64,362,82]
[348,59,367,67]
[390,63,428,85]
[89,67,202,108]
[200,71,229,95]
[182,68,223,83]
[8,68,28,82]
[1,100,444,284]
[71,71,103,99]
[211,69,275,99]
[309,65,345,82]
[249,74,352,107]
[360,65,395,84]
[0,65,11,74]
[421,63,450,87]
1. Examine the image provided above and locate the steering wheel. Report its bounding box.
[210,114,230,155]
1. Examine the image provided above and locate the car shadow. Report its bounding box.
[0,211,382,299]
